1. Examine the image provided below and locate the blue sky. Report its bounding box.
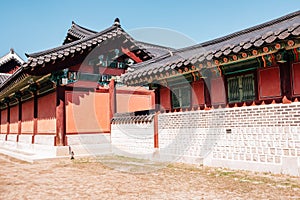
[0,0,299,60]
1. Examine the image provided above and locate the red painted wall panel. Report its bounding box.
[160,87,171,110]
[38,92,56,134]
[22,100,34,134]
[211,77,226,104]
[1,109,7,133]
[10,105,19,134]
[116,86,154,113]
[259,67,281,99]
[292,62,300,96]
[192,80,205,105]
[66,91,110,134]
[117,94,152,113]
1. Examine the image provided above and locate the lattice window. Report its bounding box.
[171,86,191,109]
[227,74,255,103]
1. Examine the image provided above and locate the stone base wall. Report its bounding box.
[66,134,111,156]
[0,133,112,159]
[158,102,300,176]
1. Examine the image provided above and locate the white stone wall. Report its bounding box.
[66,133,111,156]
[158,102,300,176]
[111,121,155,159]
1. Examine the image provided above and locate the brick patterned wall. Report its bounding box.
[159,103,300,129]
[158,102,300,176]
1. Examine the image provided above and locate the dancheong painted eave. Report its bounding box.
[121,10,300,85]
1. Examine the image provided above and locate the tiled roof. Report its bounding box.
[23,19,175,72]
[62,21,174,58]
[24,22,123,69]
[0,49,24,66]
[63,21,97,44]
[111,113,154,124]
[122,10,300,85]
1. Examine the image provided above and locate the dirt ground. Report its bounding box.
[0,154,299,200]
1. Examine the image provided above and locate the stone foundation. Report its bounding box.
[157,102,300,176]
[108,102,300,176]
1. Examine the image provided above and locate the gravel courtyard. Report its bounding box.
[0,153,299,200]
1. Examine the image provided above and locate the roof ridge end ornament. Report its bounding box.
[10,48,14,54]
[114,18,121,27]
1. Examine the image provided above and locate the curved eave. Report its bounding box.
[0,67,31,99]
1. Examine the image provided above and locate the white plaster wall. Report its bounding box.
[111,122,155,158]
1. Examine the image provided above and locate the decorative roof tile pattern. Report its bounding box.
[122,10,300,85]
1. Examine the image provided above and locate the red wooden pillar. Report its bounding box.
[55,85,66,146]
[0,109,1,135]
[109,79,116,132]
[6,101,10,141]
[17,96,22,142]
[32,90,38,144]
[154,112,159,148]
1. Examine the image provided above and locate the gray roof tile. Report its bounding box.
[122,10,300,85]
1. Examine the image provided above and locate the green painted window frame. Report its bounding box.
[171,85,191,109]
[227,73,255,103]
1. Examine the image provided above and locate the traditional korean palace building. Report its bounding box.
[0,19,170,159]
[117,10,300,176]
[1,11,300,176]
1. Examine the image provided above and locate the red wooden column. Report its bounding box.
[0,108,1,134]
[55,85,66,146]
[154,112,159,148]
[17,95,22,142]
[109,79,116,132]
[6,100,10,141]
[32,90,38,144]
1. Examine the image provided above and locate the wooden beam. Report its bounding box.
[121,47,142,63]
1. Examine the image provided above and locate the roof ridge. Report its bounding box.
[26,25,118,58]
[176,9,300,53]
[135,41,175,51]
[0,50,24,65]
[71,21,98,35]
